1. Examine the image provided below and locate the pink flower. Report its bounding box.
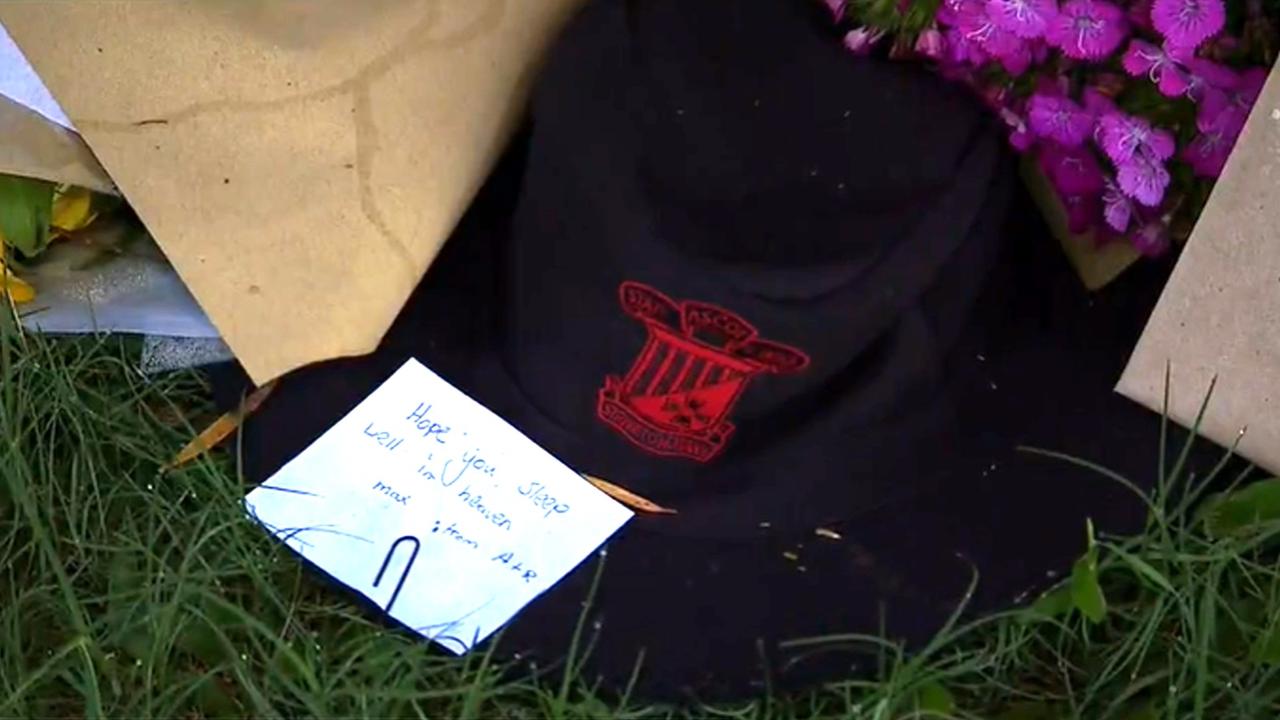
[1097,112,1175,164]
[1131,220,1171,257]
[1183,57,1240,101]
[1040,142,1106,195]
[1151,0,1226,50]
[1062,193,1101,233]
[823,0,847,21]
[1182,128,1236,177]
[1000,106,1037,151]
[843,27,886,55]
[1121,40,1189,97]
[1117,153,1171,206]
[939,0,985,26]
[967,14,1024,55]
[994,38,1036,74]
[1028,93,1094,146]
[945,26,991,65]
[1198,67,1266,136]
[1102,178,1135,231]
[1046,0,1129,60]
[916,27,949,60]
[987,0,1059,39]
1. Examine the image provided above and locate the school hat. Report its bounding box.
[222,0,1219,702]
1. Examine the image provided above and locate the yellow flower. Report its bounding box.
[0,184,102,304]
[0,241,35,304]
[51,185,99,236]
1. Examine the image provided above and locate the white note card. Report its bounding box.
[0,21,75,131]
[244,359,633,654]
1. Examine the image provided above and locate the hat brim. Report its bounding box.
[227,129,1227,702]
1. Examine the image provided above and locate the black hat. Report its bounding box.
[225,0,1216,702]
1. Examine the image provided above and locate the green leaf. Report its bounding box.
[914,680,956,715]
[1249,622,1280,666]
[1022,585,1074,624]
[1106,544,1174,594]
[0,175,55,256]
[1071,524,1107,623]
[1199,478,1280,538]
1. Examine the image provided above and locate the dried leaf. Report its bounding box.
[168,383,276,469]
[583,474,677,515]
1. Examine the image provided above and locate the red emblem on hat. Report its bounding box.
[597,281,810,462]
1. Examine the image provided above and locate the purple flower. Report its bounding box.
[1028,93,1094,146]
[1040,142,1106,195]
[999,106,1037,151]
[1102,178,1135,231]
[1046,0,1129,60]
[1182,128,1236,177]
[994,38,1036,74]
[1183,57,1240,101]
[987,0,1059,39]
[1062,193,1101,234]
[1121,40,1189,97]
[939,0,985,26]
[1097,112,1176,164]
[1151,0,1226,50]
[945,26,991,65]
[916,27,948,60]
[843,27,886,55]
[1198,67,1266,136]
[823,0,847,21]
[1131,220,1171,257]
[1117,153,1171,206]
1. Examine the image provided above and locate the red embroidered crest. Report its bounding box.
[597,281,810,462]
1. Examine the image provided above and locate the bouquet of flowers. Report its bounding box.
[0,176,119,304]
[828,0,1278,259]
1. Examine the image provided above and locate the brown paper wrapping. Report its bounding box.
[0,94,114,193]
[1119,60,1280,473]
[0,0,583,383]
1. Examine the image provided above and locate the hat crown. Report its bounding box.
[527,0,991,264]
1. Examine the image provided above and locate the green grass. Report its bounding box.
[4,320,1280,719]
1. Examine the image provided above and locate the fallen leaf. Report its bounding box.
[168,383,276,469]
[583,474,677,515]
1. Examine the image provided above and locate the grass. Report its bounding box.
[4,321,1280,719]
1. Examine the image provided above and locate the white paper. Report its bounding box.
[0,21,74,131]
[20,232,221,339]
[244,359,633,654]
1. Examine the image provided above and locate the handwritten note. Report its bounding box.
[0,21,75,131]
[244,359,633,654]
